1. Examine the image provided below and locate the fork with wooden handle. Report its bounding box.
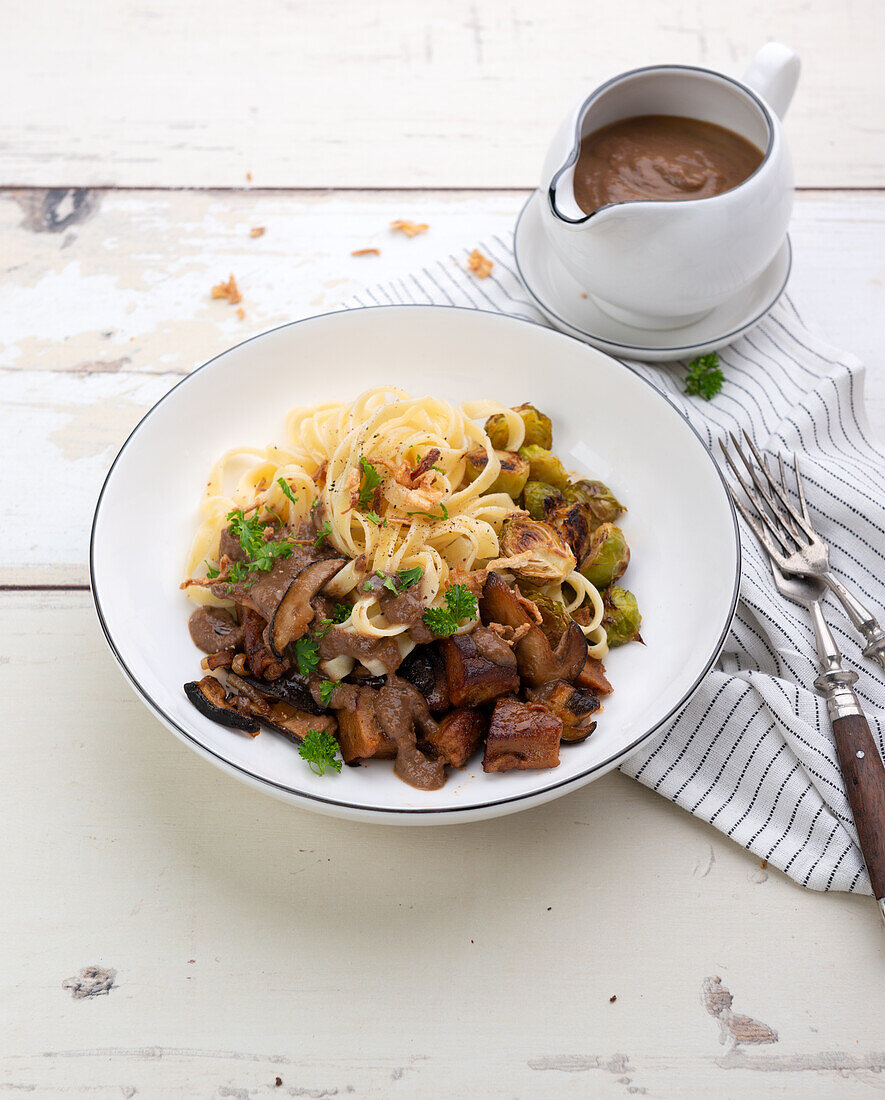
[721,433,885,924]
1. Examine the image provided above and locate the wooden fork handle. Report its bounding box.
[832,713,885,901]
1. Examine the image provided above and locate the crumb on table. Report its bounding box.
[211,274,242,305]
[467,249,493,278]
[250,226,266,238]
[237,307,245,319]
[610,994,617,1003]
[352,248,380,256]
[391,219,429,237]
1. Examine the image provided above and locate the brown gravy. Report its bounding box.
[573,114,764,215]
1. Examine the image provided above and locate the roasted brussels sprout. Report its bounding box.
[499,517,576,583]
[523,480,563,520]
[562,479,624,526]
[602,585,642,647]
[578,523,630,589]
[464,448,530,498]
[546,500,596,562]
[485,403,553,450]
[517,445,570,490]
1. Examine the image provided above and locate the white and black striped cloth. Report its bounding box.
[345,234,885,894]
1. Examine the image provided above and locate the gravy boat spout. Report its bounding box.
[539,45,799,331]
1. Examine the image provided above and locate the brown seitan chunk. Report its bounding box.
[336,687,397,763]
[483,697,562,772]
[440,629,520,707]
[575,655,614,695]
[422,707,488,767]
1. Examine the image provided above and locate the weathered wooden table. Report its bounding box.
[3,5,884,1096]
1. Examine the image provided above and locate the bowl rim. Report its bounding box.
[89,304,741,816]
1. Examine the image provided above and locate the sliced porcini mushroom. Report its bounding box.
[479,571,539,629]
[262,704,337,745]
[269,557,346,657]
[528,679,600,743]
[515,621,588,687]
[184,677,260,735]
[236,672,325,715]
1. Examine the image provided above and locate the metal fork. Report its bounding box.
[720,435,885,921]
[719,431,885,673]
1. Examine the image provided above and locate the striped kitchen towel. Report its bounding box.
[346,233,885,894]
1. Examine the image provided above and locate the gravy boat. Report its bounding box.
[540,43,800,329]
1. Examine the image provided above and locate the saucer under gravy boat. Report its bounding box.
[514,188,792,362]
[532,42,800,347]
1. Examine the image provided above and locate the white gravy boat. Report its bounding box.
[540,43,801,329]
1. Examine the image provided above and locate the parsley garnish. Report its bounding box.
[421,583,479,637]
[684,353,724,400]
[331,603,351,624]
[314,618,333,639]
[298,729,342,776]
[277,477,298,506]
[358,456,383,507]
[319,679,340,707]
[224,508,297,581]
[293,636,320,677]
[313,520,332,549]
[365,510,386,526]
[407,504,449,521]
[205,561,220,579]
[422,607,459,637]
[364,567,424,596]
[395,566,423,590]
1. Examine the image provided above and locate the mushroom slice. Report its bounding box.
[236,672,325,715]
[184,677,260,735]
[269,557,346,657]
[479,571,540,629]
[528,679,599,743]
[515,621,588,687]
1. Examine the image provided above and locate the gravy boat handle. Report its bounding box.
[742,42,801,119]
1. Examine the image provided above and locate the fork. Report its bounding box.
[719,431,885,674]
[720,435,885,920]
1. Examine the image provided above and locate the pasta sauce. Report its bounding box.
[573,114,764,215]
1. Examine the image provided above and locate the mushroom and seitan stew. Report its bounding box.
[180,389,641,788]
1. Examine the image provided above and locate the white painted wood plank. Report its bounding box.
[2,590,884,1097]
[0,188,882,586]
[2,0,883,188]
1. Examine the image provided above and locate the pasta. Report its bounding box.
[183,387,609,659]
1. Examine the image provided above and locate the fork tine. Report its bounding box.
[723,480,788,567]
[741,430,817,540]
[719,440,792,558]
[774,454,806,540]
[792,451,814,526]
[729,434,801,550]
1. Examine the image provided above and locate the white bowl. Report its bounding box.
[90,306,740,824]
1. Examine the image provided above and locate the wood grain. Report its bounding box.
[0,187,882,588]
[2,589,884,1098]
[832,712,885,900]
[1,0,883,188]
